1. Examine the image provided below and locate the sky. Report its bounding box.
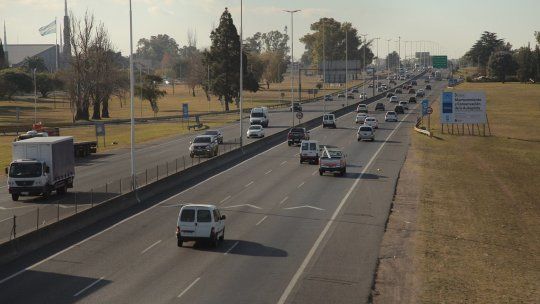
[0,0,539,60]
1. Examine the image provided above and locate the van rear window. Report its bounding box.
[197,210,212,222]
[180,209,195,222]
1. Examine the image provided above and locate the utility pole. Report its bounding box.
[345,27,348,106]
[375,37,380,72]
[284,9,301,126]
[323,24,327,113]
[33,68,37,124]
[360,34,368,97]
[398,36,401,73]
[128,0,137,193]
[386,39,391,71]
[240,0,244,148]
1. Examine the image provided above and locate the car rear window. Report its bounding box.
[180,209,195,222]
[197,209,212,222]
[291,128,304,133]
[360,127,372,131]
[301,142,317,150]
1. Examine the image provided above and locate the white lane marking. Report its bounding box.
[279,197,289,205]
[297,182,305,189]
[177,277,200,298]
[161,203,184,208]
[264,170,272,175]
[244,181,254,187]
[73,276,105,297]
[277,109,412,304]
[255,216,268,226]
[219,195,231,204]
[280,161,287,166]
[0,216,13,223]
[141,240,162,254]
[224,241,240,255]
[0,205,35,210]
[223,204,261,210]
[312,170,318,176]
[283,205,325,211]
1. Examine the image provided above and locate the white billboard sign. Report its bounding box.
[440,91,486,124]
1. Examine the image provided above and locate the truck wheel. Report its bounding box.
[57,186,66,195]
[319,170,323,176]
[11,194,19,201]
[190,153,194,158]
[43,189,51,198]
[219,228,225,241]
[177,238,183,247]
[211,233,219,248]
[300,158,303,164]
[288,142,291,146]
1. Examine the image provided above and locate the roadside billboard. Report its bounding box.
[440,91,486,124]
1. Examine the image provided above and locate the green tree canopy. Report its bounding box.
[514,46,535,82]
[464,31,506,68]
[0,68,33,99]
[488,51,517,82]
[22,56,48,73]
[136,74,166,114]
[0,38,7,69]
[203,8,259,111]
[136,34,179,67]
[386,51,400,70]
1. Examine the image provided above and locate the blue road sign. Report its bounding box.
[421,99,429,116]
[182,103,189,119]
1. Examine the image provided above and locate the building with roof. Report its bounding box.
[5,44,59,72]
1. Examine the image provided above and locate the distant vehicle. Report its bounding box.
[390,96,399,103]
[337,93,346,98]
[375,103,385,111]
[364,116,379,129]
[377,87,384,92]
[246,125,265,138]
[424,78,430,83]
[357,125,375,141]
[189,135,219,158]
[368,84,374,88]
[7,137,75,201]
[408,88,416,94]
[416,90,425,98]
[288,127,310,146]
[411,80,418,86]
[425,84,432,90]
[399,100,409,110]
[176,204,226,247]
[347,94,355,100]
[359,92,367,99]
[250,107,269,127]
[389,80,397,85]
[322,114,337,128]
[203,130,223,144]
[385,111,398,122]
[324,95,333,101]
[319,147,347,176]
[355,113,368,124]
[395,88,403,94]
[299,140,320,164]
[351,88,359,93]
[386,92,395,98]
[356,104,368,113]
[290,102,302,112]
[408,96,417,103]
[394,105,405,114]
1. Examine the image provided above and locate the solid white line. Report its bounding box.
[312,170,318,176]
[264,170,272,175]
[244,181,254,187]
[280,161,287,166]
[0,216,13,223]
[255,216,268,226]
[297,181,305,189]
[277,110,412,304]
[283,205,324,211]
[279,197,288,205]
[224,241,239,255]
[141,240,161,254]
[73,276,105,297]
[177,277,200,298]
[219,195,231,204]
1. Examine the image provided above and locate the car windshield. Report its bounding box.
[193,137,211,143]
[290,128,304,133]
[251,112,264,117]
[322,150,342,159]
[366,118,375,121]
[359,127,372,132]
[249,126,262,130]
[9,162,42,178]
[324,115,334,120]
[387,112,396,115]
[204,131,218,135]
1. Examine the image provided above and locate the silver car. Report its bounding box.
[357,125,375,141]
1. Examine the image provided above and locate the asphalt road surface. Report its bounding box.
[0,76,447,304]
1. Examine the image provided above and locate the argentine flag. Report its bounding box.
[39,20,56,36]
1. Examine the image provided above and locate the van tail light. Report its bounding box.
[288,133,292,139]
[176,226,180,235]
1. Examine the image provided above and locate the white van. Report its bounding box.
[176,204,226,247]
[300,140,320,164]
[250,107,269,127]
[322,114,337,128]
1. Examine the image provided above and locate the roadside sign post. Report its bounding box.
[95,123,106,147]
[182,103,189,128]
[296,111,304,124]
[427,106,433,132]
[432,55,448,69]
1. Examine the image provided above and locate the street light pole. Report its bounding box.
[345,27,348,106]
[128,0,137,193]
[240,0,244,148]
[360,34,367,97]
[33,68,37,124]
[386,39,391,72]
[284,9,300,126]
[323,24,326,113]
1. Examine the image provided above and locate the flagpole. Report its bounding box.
[55,17,58,72]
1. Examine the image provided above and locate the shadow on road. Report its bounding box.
[191,239,288,257]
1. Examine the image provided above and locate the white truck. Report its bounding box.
[250,107,269,127]
[6,136,75,201]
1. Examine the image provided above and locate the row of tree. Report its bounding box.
[463,31,540,82]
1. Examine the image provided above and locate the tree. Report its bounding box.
[136,34,179,68]
[204,8,259,111]
[535,31,540,45]
[22,56,48,73]
[386,51,400,70]
[488,51,517,82]
[136,74,166,115]
[35,73,57,97]
[514,46,535,82]
[0,38,7,69]
[464,32,505,69]
[0,68,33,99]
[300,18,373,68]
[260,51,287,88]
[261,29,289,53]
[186,50,205,97]
[245,32,262,54]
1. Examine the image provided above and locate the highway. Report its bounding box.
[0,77,447,303]
[0,77,384,236]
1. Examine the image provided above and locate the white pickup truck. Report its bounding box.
[318,147,347,176]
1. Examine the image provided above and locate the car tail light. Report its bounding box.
[288,134,292,139]
[176,226,180,234]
